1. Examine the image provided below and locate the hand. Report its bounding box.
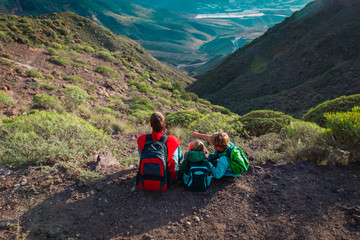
[189,131,199,137]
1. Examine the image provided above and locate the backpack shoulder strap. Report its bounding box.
[159,134,168,143]
[145,134,153,142]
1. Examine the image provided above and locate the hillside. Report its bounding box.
[0,0,311,75]
[0,11,360,240]
[188,0,360,117]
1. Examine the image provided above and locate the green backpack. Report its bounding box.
[223,146,249,175]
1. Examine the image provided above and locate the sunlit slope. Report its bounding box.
[188,0,360,117]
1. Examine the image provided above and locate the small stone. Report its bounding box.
[348,218,357,227]
[125,231,130,236]
[96,185,104,192]
[0,219,17,230]
[185,221,191,226]
[21,179,28,186]
[194,216,200,223]
[0,169,11,176]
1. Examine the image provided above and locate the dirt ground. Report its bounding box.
[1,44,360,240]
[1,159,359,240]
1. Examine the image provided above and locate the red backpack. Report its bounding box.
[137,134,169,192]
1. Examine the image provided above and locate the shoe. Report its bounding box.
[223,177,236,183]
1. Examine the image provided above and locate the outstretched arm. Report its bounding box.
[190,131,211,141]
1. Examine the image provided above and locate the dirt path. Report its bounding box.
[1,161,359,240]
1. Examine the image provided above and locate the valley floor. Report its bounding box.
[1,160,359,240]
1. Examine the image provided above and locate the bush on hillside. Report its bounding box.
[50,55,70,66]
[64,75,85,83]
[189,112,244,137]
[32,94,61,110]
[97,51,115,62]
[0,90,15,106]
[92,106,118,116]
[62,85,90,109]
[96,66,119,78]
[240,110,294,136]
[25,69,43,79]
[302,94,360,126]
[325,107,360,161]
[166,110,204,128]
[0,111,111,167]
[90,114,123,134]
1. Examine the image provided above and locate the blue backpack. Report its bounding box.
[183,159,211,192]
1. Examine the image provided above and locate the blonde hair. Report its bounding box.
[210,132,230,149]
[189,139,207,152]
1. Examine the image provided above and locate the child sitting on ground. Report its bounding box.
[190,132,248,183]
[178,140,212,192]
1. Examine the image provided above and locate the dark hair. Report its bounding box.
[150,112,166,132]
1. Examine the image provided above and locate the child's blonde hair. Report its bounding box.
[210,132,230,149]
[189,139,207,152]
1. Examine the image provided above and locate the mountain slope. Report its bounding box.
[188,0,360,117]
[0,0,312,75]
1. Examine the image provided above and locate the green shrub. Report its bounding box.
[302,94,360,126]
[0,58,13,66]
[50,56,70,66]
[159,81,173,91]
[48,42,63,50]
[43,73,54,80]
[93,106,118,116]
[212,105,231,114]
[130,98,156,112]
[47,47,59,55]
[0,31,12,43]
[325,107,360,159]
[41,83,57,91]
[96,66,119,78]
[284,120,326,146]
[83,46,95,53]
[98,51,115,62]
[166,110,204,128]
[180,90,192,101]
[90,114,123,134]
[62,85,90,109]
[25,69,43,79]
[32,94,61,110]
[0,90,15,106]
[188,92,199,101]
[128,109,153,124]
[240,110,294,136]
[64,75,85,83]
[0,111,111,167]
[189,112,244,137]
[1,52,12,59]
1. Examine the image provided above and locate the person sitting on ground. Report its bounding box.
[190,131,241,183]
[178,139,212,192]
[137,112,183,183]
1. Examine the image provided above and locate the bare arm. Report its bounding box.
[190,131,211,141]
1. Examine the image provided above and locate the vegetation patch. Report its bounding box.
[62,85,90,109]
[25,69,43,79]
[240,110,294,136]
[166,110,204,128]
[96,66,119,78]
[64,75,85,83]
[0,90,15,106]
[302,94,360,126]
[325,107,360,161]
[32,94,61,110]
[189,112,244,137]
[0,111,111,167]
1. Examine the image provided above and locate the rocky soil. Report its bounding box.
[1,159,359,240]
